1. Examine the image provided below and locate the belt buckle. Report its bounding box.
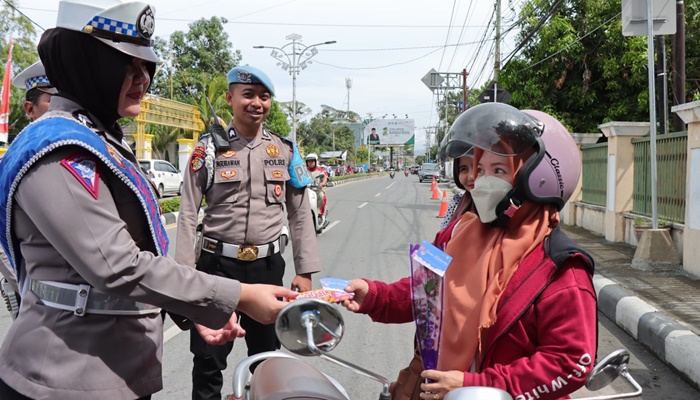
[238,245,258,261]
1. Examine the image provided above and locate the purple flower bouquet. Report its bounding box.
[409,241,452,371]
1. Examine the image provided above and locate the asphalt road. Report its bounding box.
[1,175,699,399]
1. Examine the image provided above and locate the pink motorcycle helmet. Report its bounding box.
[443,103,580,224]
[521,109,581,208]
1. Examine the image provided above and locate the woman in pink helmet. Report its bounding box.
[342,103,597,400]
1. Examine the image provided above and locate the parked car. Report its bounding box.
[418,163,441,183]
[138,159,183,198]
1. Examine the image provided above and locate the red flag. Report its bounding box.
[1,36,14,143]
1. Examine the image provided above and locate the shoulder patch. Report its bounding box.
[190,145,206,172]
[60,153,100,199]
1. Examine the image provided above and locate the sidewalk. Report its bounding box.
[444,184,700,388]
[560,224,700,389]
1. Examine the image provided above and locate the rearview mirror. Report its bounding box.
[275,298,344,357]
[585,349,643,399]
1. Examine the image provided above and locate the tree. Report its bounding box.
[296,110,355,154]
[1,0,40,139]
[263,100,291,137]
[150,17,240,103]
[148,123,181,160]
[499,0,651,132]
[279,100,312,123]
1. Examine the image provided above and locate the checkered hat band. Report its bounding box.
[89,16,138,38]
[25,75,51,91]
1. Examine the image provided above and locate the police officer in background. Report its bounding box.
[13,61,57,120]
[0,61,57,320]
[0,2,298,399]
[175,65,321,400]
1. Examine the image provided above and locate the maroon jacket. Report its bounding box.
[358,226,597,400]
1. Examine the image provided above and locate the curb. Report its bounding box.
[593,274,700,388]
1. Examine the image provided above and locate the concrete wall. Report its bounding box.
[573,202,606,235]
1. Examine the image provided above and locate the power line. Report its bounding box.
[323,40,486,53]
[4,0,45,31]
[313,47,442,70]
[446,0,477,71]
[506,12,621,73]
[438,0,458,71]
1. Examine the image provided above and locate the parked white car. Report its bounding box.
[138,159,183,198]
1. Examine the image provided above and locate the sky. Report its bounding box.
[19,0,523,155]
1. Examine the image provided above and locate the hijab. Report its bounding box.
[38,28,156,131]
[437,147,559,372]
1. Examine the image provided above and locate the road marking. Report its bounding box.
[386,182,396,189]
[318,220,340,236]
[358,202,368,208]
[375,193,381,197]
[164,325,181,343]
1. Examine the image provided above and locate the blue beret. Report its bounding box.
[227,66,275,97]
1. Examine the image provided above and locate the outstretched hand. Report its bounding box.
[195,312,246,345]
[341,279,369,312]
[238,283,298,325]
[419,369,465,399]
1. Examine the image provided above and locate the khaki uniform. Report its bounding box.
[0,98,240,400]
[176,121,320,400]
[175,121,320,273]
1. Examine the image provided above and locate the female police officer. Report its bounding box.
[0,1,297,399]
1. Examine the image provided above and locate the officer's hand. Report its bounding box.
[341,279,369,312]
[195,313,246,345]
[290,274,312,292]
[238,284,298,325]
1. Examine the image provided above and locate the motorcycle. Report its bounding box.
[228,298,642,400]
[404,170,409,177]
[308,178,329,234]
[389,170,395,179]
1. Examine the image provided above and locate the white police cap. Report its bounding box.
[12,61,58,94]
[56,0,159,63]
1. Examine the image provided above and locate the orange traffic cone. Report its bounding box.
[437,190,449,217]
[430,176,437,191]
[431,186,440,200]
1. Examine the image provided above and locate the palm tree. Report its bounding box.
[194,75,232,136]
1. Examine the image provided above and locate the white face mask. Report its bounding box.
[470,176,513,223]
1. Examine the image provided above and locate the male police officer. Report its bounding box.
[12,61,57,120]
[175,65,321,400]
[0,61,58,320]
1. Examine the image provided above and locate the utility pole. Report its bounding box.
[494,0,501,82]
[655,36,668,135]
[345,77,353,162]
[672,0,686,132]
[462,68,469,112]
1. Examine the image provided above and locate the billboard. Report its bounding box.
[364,119,415,146]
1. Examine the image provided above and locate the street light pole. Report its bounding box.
[254,34,336,143]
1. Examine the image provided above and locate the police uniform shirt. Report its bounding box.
[175,120,321,274]
[0,97,240,400]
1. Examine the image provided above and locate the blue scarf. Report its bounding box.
[0,116,168,280]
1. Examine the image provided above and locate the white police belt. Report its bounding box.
[201,236,285,261]
[30,280,161,317]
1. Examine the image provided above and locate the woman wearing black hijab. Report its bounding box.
[0,2,296,399]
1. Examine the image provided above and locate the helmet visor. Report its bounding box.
[445,103,544,157]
